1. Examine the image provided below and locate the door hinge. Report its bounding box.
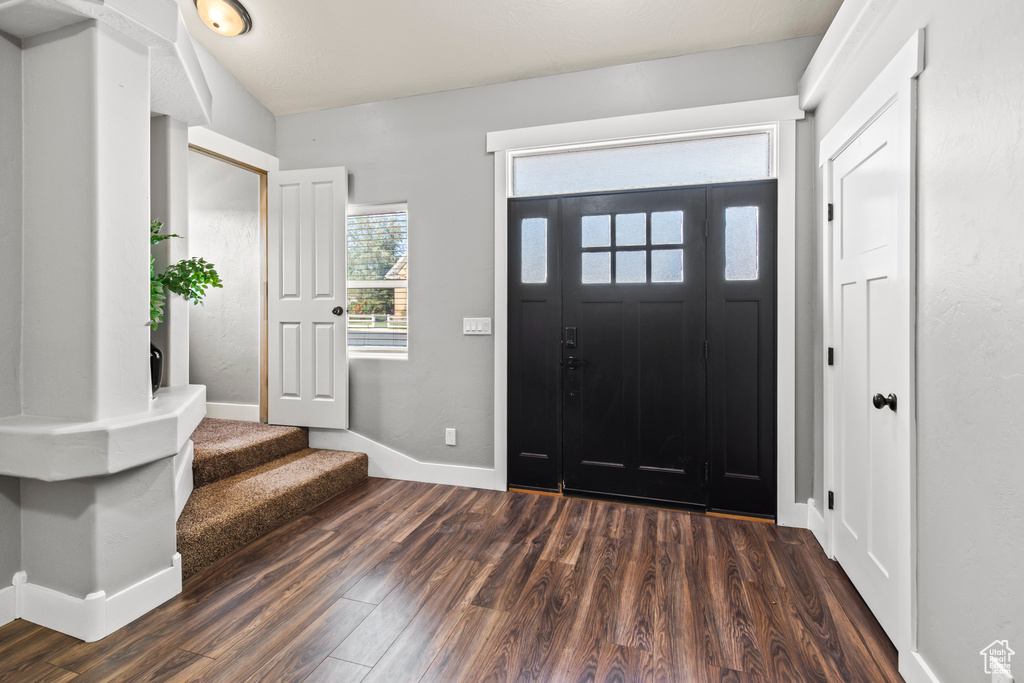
[827,203,834,222]
[704,340,709,360]
[827,347,834,366]
[828,491,835,510]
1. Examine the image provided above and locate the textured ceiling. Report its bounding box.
[174,0,842,116]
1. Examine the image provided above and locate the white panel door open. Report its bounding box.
[267,167,349,429]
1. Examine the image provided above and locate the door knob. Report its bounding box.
[872,393,897,412]
[332,306,345,316]
[562,356,587,370]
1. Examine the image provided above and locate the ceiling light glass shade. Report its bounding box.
[194,0,252,36]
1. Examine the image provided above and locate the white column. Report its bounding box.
[22,20,150,422]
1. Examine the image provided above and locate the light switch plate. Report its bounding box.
[463,317,492,335]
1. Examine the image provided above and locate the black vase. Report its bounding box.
[150,343,163,395]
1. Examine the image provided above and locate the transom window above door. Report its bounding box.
[510,129,774,197]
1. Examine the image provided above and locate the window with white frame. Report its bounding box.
[510,128,775,197]
[347,203,408,357]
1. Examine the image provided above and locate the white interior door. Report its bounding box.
[829,102,908,643]
[267,167,349,429]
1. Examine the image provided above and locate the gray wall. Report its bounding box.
[0,31,22,580]
[0,30,21,420]
[187,149,261,406]
[277,36,822,474]
[809,1,1024,680]
[191,39,276,156]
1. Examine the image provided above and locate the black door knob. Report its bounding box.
[872,393,897,412]
[332,306,345,316]
[561,356,587,370]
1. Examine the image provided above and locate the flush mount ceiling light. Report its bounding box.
[194,0,252,37]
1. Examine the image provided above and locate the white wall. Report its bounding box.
[0,30,22,583]
[277,37,821,478]
[0,30,21,420]
[187,149,261,406]
[191,39,275,157]
[809,1,1024,680]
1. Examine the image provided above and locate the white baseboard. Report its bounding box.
[901,650,942,683]
[309,429,496,490]
[806,497,828,549]
[0,578,15,627]
[777,500,807,528]
[173,441,194,520]
[205,402,260,421]
[16,554,181,642]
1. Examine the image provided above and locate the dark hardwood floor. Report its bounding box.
[0,478,901,682]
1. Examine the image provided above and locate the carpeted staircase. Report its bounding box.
[176,418,368,578]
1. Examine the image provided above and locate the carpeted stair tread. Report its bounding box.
[190,418,309,488]
[177,447,368,577]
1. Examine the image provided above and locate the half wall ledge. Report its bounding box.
[0,384,206,481]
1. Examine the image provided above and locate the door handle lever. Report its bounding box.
[562,356,587,370]
[872,393,897,412]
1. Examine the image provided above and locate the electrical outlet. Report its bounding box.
[463,318,492,335]
[445,428,457,446]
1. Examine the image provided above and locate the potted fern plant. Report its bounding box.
[149,219,222,392]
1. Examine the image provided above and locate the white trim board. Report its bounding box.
[489,97,805,524]
[205,402,260,422]
[173,440,194,520]
[7,555,181,642]
[819,29,923,681]
[309,429,495,490]
[799,0,900,110]
[0,580,14,628]
[187,127,280,173]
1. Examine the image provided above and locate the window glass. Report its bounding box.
[725,206,759,280]
[512,133,771,196]
[521,218,547,283]
[616,250,646,283]
[615,213,646,246]
[582,215,611,247]
[651,249,684,282]
[582,252,611,284]
[347,208,408,354]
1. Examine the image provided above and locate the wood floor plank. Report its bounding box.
[0,626,79,678]
[332,554,468,667]
[707,517,767,677]
[509,550,585,682]
[246,597,375,682]
[303,657,371,683]
[595,641,655,683]
[654,540,704,683]
[342,490,485,605]
[729,519,786,587]
[179,532,395,658]
[418,605,510,683]
[611,506,659,652]
[463,560,569,682]
[4,482,901,683]
[540,497,593,566]
[657,508,692,545]
[360,560,492,683]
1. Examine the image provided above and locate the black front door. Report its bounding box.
[508,181,776,515]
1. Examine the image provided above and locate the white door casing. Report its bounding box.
[267,167,349,429]
[821,30,921,669]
